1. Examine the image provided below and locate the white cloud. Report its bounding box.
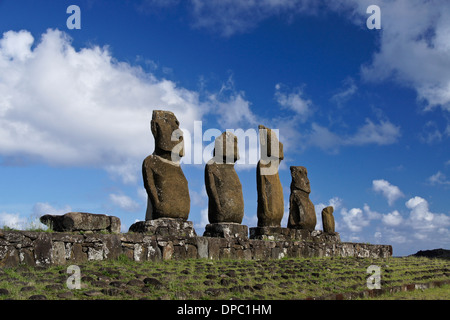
[363,203,382,220]
[188,0,319,37]
[428,171,450,186]
[331,78,358,107]
[420,121,444,144]
[382,210,403,226]
[0,201,69,230]
[355,0,450,112]
[405,196,450,232]
[208,75,259,129]
[190,187,207,207]
[0,212,28,229]
[345,119,401,146]
[32,202,72,216]
[0,29,205,176]
[109,193,140,212]
[340,207,369,232]
[185,0,450,112]
[194,207,209,231]
[372,179,405,206]
[275,84,313,119]
[306,119,401,152]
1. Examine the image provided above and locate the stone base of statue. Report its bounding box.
[129,218,197,238]
[249,226,289,241]
[203,223,248,240]
[250,226,340,242]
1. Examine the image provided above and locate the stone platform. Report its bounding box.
[249,226,340,242]
[0,228,393,268]
[128,218,196,238]
[203,223,248,239]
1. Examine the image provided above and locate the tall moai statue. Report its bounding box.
[256,125,284,227]
[203,132,248,239]
[321,206,335,233]
[287,166,316,231]
[205,131,244,224]
[142,110,190,221]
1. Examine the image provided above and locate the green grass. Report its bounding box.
[0,256,449,300]
[367,284,450,300]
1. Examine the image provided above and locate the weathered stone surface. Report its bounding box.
[205,132,244,224]
[143,110,190,221]
[51,241,66,265]
[128,218,197,238]
[322,206,335,233]
[0,229,392,268]
[40,212,120,233]
[34,233,52,266]
[288,166,316,231]
[203,223,248,239]
[256,125,284,227]
[249,226,287,241]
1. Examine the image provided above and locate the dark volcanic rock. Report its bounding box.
[28,294,47,300]
[143,277,163,289]
[411,248,450,259]
[0,288,9,296]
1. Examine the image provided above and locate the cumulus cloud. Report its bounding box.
[372,179,405,206]
[0,202,70,229]
[109,193,141,212]
[0,29,205,182]
[0,212,28,229]
[340,207,369,232]
[382,210,403,227]
[32,202,72,216]
[207,75,259,129]
[405,196,450,232]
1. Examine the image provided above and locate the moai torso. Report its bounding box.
[321,206,335,233]
[287,166,316,231]
[256,125,284,227]
[143,154,190,220]
[205,132,244,224]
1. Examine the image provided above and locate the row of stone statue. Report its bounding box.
[142,110,335,233]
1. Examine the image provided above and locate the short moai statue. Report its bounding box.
[287,166,316,231]
[205,131,244,224]
[256,125,284,227]
[142,110,190,221]
[321,206,335,233]
[203,132,247,239]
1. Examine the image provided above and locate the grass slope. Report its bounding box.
[0,256,449,300]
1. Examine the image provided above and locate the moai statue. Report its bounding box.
[142,110,190,220]
[322,206,335,233]
[205,132,244,224]
[288,166,316,231]
[256,125,284,227]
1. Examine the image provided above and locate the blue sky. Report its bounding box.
[0,0,449,256]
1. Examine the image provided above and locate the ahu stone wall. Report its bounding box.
[0,228,392,268]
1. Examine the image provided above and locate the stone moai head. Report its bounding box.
[151,110,184,159]
[259,125,284,161]
[213,131,240,163]
[290,166,311,194]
